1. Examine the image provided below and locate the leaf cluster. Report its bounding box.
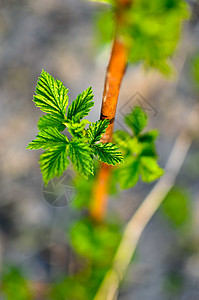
[94,0,189,74]
[113,106,164,189]
[27,70,123,185]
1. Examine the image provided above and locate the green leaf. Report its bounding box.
[137,130,159,157]
[161,187,191,228]
[27,128,69,150]
[94,0,189,75]
[1,268,33,300]
[69,140,94,178]
[113,130,131,148]
[87,119,109,144]
[40,145,69,186]
[138,130,159,143]
[38,114,66,131]
[114,130,141,156]
[33,70,68,119]
[70,218,121,263]
[65,119,90,138]
[67,87,94,122]
[140,157,164,182]
[116,157,140,189]
[112,113,162,189]
[93,142,124,165]
[125,106,147,135]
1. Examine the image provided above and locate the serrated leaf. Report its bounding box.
[67,87,94,122]
[69,140,94,178]
[27,128,69,150]
[66,119,90,138]
[40,145,69,186]
[87,119,109,144]
[38,114,66,131]
[140,157,164,182]
[93,142,124,165]
[33,70,68,119]
[125,106,147,135]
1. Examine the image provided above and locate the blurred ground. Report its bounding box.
[0,0,199,299]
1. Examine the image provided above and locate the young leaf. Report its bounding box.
[27,128,69,150]
[34,70,68,119]
[112,108,163,189]
[69,140,94,178]
[140,157,164,182]
[67,87,94,122]
[138,130,159,143]
[114,130,141,156]
[125,106,147,135]
[114,130,131,147]
[93,142,124,165]
[66,119,90,138]
[38,114,66,132]
[115,157,140,189]
[87,119,109,144]
[40,145,69,186]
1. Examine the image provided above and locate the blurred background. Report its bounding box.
[0,0,199,299]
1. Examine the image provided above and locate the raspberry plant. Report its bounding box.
[27,70,123,185]
[2,1,191,300]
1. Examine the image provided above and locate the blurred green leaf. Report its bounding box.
[113,107,163,189]
[115,157,140,189]
[94,0,189,74]
[1,267,33,300]
[140,157,164,182]
[124,106,147,135]
[70,218,121,264]
[191,53,199,87]
[161,187,191,228]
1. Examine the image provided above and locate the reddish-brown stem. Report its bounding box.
[90,38,127,221]
[100,38,128,143]
[89,0,133,222]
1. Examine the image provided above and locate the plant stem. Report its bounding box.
[90,37,127,221]
[90,0,134,222]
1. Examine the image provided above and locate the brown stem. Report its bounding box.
[90,38,127,221]
[100,38,128,142]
